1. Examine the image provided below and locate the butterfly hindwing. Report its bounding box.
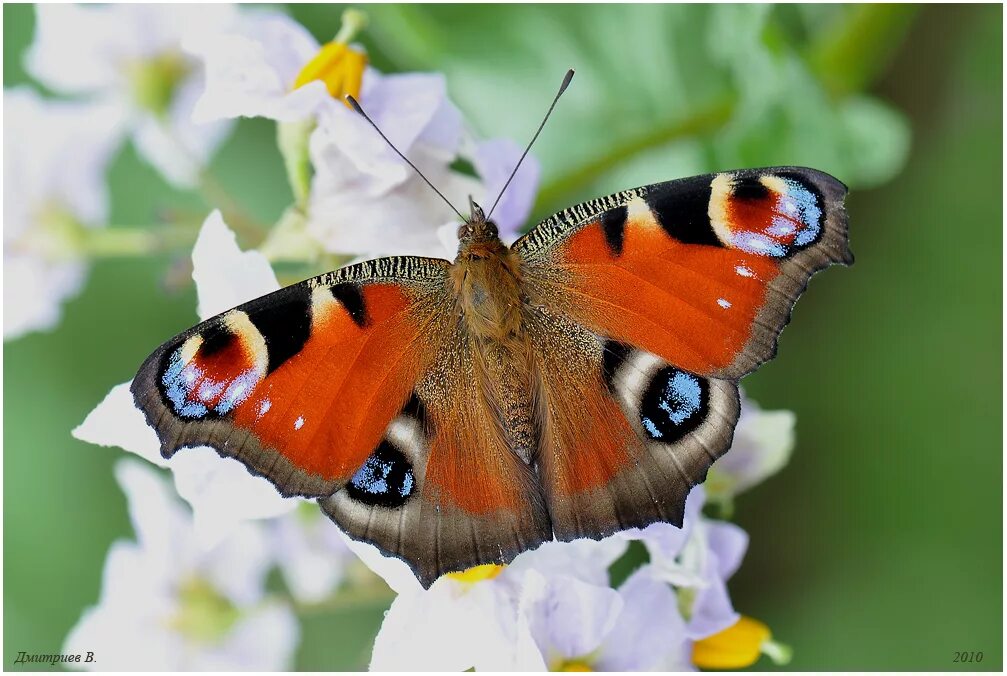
[524,304,740,539]
[516,166,851,379]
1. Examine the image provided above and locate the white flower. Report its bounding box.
[306,70,464,258]
[628,487,748,639]
[73,212,297,547]
[473,137,541,237]
[189,210,280,319]
[269,503,357,605]
[307,72,540,258]
[364,531,625,671]
[186,6,541,258]
[184,10,333,124]
[521,566,693,671]
[370,568,542,672]
[183,5,542,259]
[3,87,123,340]
[705,391,796,511]
[26,4,235,187]
[64,459,298,670]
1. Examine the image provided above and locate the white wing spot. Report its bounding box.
[294,416,305,430]
[717,298,732,309]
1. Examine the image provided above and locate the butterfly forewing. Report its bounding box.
[132,256,450,497]
[515,166,851,379]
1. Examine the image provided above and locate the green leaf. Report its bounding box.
[837,95,911,188]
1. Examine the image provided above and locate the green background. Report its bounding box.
[4,3,1002,670]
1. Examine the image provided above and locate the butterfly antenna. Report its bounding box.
[345,94,467,223]
[487,69,574,221]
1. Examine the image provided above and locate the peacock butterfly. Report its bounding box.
[131,71,851,587]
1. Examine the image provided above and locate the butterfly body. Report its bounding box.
[451,221,525,342]
[133,167,851,586]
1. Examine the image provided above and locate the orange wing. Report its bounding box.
[516,167,851,379]
[523,305,740,542]
[515,167,850,539]
[133,257,450,497]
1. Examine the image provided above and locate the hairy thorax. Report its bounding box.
[449,233,537,460]
[450,238,526,342]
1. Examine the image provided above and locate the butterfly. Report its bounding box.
[132,161,850,587]
[131,73,850,588]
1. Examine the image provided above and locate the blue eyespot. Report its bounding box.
[639,367,708,443]
[781,178,822,247]
[348,441,415,508]
[161,348,208,419]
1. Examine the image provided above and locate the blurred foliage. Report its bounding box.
[3,3,1002,671]
[352,4,913,215]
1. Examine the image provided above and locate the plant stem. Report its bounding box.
[79,223,199,258]
[196,169,269,243]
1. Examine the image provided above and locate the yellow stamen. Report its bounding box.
[124,51,191,118]
[692,616,780,670]
[293,9,368,106]
[445,563,505,584]
[167,576,240,644]
[554,659,594,672]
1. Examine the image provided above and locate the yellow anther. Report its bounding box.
[692,615,789,670]
[293,9,368,106]
[445,563,505,584]
[554,659,594,671]
[167,576,240,644]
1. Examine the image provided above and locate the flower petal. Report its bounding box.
[507,537,628,587]
[686,574,739,640]
[4,255,87,340]
[170,452,298,550]
[336,532,423,596]
[131,75,233,188]
[185,12,327,123]
[201,521,274,607]
[73,383,169,468]
[114,458,193,569]
[521,571,623,664]
[598,566,692,671]
[706,520,749,580]
[270,507,354,604]
[207,601,300,671]
[370,582,513,671]
[191,210,279,319]
[623,484,706,562]
[307,162,480,257]
[311,71,458,194]
[706,392,795,500]
[26,4,126,94]
[73,382,297,549]
[474,138,540,239]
